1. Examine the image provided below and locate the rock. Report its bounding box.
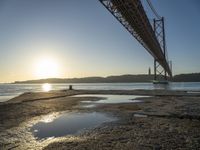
[154,145,162,150]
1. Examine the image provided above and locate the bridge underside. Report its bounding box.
[99,0,172,77]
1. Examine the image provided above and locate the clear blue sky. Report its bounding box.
[0,0,199,82]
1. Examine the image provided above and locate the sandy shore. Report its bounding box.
[1,89,200,149]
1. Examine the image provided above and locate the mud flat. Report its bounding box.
[0,89,200,149]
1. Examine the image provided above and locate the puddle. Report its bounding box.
[31,112,116,140]
[73,94,147,104]
[134,114,148,118]
[187,91,200,94]
[81,104,96,108]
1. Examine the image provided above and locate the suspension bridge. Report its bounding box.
[99,0,172,82]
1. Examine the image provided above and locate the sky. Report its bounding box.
[0,0,199,82]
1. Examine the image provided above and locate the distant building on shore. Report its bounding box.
[148,67,151,75]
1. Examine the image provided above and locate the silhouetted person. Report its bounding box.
[69,85,73,90]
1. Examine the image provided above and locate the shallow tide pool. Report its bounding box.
[31,94,147,140]
[72,94,148,104]
[31,112,116,140]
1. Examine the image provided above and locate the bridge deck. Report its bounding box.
[100,0,172,77]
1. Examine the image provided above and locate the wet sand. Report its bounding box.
[1,89,200,149]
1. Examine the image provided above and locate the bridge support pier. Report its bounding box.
[154,59,167,82]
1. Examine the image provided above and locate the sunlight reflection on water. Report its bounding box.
[42,83,52,92]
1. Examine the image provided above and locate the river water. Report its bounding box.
[0,82,200,102]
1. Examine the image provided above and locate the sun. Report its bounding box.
[35,57,60,79]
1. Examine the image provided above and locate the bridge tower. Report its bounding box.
[153,17,168,81]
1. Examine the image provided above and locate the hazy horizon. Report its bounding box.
[0,72,197,84]
[0,0,200,82]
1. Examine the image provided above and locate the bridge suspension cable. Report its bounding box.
[146,0,161,19]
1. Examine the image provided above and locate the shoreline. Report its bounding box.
[6,89,200,104]
[1,82,200,103]
[1,89,200,149]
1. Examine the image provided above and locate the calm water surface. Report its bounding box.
[73,94,146,104]
[0,82,200,102]
[31,112,116,140]
[72,94,146,108]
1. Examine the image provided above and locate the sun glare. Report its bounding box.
[42,83,52,92]
[35,57,60,79]
[41,113,58,123]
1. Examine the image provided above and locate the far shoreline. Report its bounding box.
[10,73,200,84]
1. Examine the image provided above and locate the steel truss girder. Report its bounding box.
[99,0,172,77]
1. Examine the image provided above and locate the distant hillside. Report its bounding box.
[14,74,155,83]
[173,73,200,82]
[13,73,200,84]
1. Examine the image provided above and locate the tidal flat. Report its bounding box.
[0,89,200,149]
